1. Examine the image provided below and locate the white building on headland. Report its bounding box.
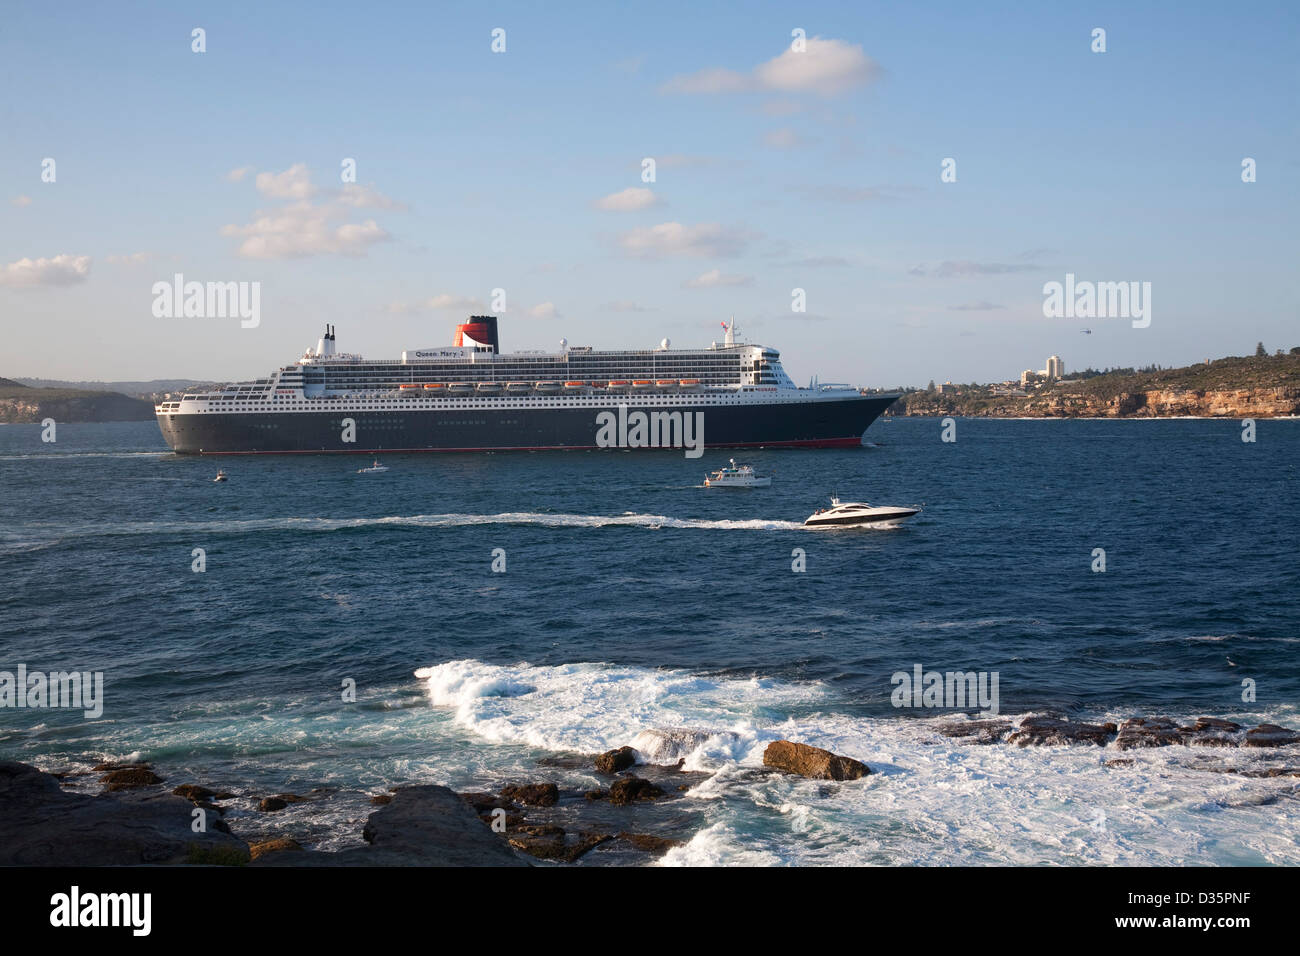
[1022,355,1064,386]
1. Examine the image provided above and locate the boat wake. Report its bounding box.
[4,512,807,546]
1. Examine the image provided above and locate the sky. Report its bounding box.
[2,1,1297,388]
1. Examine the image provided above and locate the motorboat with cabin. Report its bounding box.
[704,458,771,488]
[804,496,919,527]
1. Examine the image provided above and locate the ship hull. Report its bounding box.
[156,395,896,454]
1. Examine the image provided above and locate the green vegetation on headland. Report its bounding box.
[895,351,1300,418]
[0,378,156,423]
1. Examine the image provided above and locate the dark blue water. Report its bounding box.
[2,419,1297,864]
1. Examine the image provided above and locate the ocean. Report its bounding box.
[2,418,1297,865]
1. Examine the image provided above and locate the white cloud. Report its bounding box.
[225,166,252,183]
[754,38,879,96]
[684,269,753,288]
[663,37,879,98]
[221,202,388,259]
[617,221,756,259]
[255,163,316,200]
[762,128,806,149]
[10,195,33,207]
[527,301,560,319]
[221,165,404,259]
[337,183,405,209]
[0,254,92,288]
[594,187,660,212]
[388,293,484,314]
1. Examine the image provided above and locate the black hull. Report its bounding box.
[156,396,897,454]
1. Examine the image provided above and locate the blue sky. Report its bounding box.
[2,1,1297,386]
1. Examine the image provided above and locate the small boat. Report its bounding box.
[423,383,445,391]
[505,382,532,392]
[589,381,608,389]
[607,380,630,389]
[448,383,474,393]
[399,383,421,391]
[358,459,389,474]
[213,469,228,482]
[476,382,503,393]
[655,379,677,389]
[804,496,920,528]
[679,379,701,388]
[704,458,771,488]
[632,380,653,389]
[564,381,587,390]
[535,381,561,392]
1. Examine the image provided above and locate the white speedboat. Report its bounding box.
[704,458,771,488]
[358,459,389,473]
[213,469,228,482]
[804,496,919,527]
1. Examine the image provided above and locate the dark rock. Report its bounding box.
[249,837,303,861]
[1008,716,1115,747]
[595,746,638,775]
[609,775,666,805]
[271,792,309,803]
[92,761,151,772]
[172,784,216,802]
[1245,724,1300,747]
[500,782,559,807]
[251,785,527,866]
[762,740,870,780]
[258,797,288,812]
[0,761,250,866]
[370,793,393,805]
[584,789,609,801]
[937,719,1014,744]
[101,767,162,791]
[618,832,680,855]
[508,829,611,862]
[1115,717,1186,750]
[1104,758,1135,767]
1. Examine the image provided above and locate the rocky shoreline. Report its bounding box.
[3,717,1295,866]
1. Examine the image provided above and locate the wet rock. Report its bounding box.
[1104,758,1135,767]
[370,793,393,805]
[258,797,288,812]
[595,746,638,775]
[584,789,609,801]
[609,775,665,805]
[618,832,681,855]
[0,761,250,866]
[500,783,559,807]
[1115,717,1186,750]
[1245,724,1300,748]
[92,761,151,773]
[1008,716,1116,747]
[508,829,610,863]
[762,740,870,780]
[249,837,303,861]
[101,767,162,791]
[172,784,215,802]
[937,718,1014,744]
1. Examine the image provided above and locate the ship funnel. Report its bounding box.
[455,315,500,353]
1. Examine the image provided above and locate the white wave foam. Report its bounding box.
[409,658,1300,866]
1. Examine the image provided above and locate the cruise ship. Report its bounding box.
[154,317,898,454]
